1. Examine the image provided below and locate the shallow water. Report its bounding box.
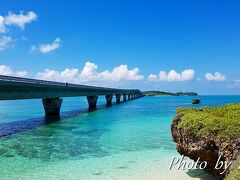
[0,95,239,180]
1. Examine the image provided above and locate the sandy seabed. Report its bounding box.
[0,149,218,180]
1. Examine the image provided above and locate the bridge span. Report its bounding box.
[0,75,144,117]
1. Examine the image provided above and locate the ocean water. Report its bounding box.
[0,95,239,180]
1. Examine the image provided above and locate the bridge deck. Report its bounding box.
[0,75,141,100]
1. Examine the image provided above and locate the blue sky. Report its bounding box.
[0,0,240,94]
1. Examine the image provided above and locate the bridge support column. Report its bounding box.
[116,94,121,104]
[128,94,131,100]
[87,96,98,109]
[42,98,63,117]
[123,94,127,101]
[105,95,113,106]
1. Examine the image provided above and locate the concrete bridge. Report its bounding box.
[0,75,144,117]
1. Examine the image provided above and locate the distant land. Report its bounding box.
[143,91,198,96]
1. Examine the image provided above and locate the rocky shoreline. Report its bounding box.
[171,106,240,179]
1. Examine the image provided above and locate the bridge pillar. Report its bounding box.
[42,97,63,117]
[87,96,98,109]
[116,94,121,103]
[123,94,127,101]
[128,94,131,100]
[130,94,133,99]
[105,95,113,106]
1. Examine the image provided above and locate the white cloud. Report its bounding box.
[0,16,6,33]
[0,11,37,52]
[0,65,13,75]
[205,72,226,81]
[148,69,195,82]
[39,38,61,53]
[147,74,158,81]
[36,61,144,84]
[15,71,28,77]
[36,68,79,82]
[0,65,28,77]
[4,11,37,29]
[32,38,61,53]
[98,65,144,81]
[0,36,12,51]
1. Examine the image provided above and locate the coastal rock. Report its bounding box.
[192,99,201,104]
[171,111,240,178]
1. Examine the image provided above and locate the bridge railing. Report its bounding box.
[0,75,66,86]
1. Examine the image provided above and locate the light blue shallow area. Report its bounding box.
[0,96,239,179]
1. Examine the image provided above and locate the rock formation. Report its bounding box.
[171,107,240,178]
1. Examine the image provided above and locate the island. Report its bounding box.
[143,91,198,96]
[171,104,240,179]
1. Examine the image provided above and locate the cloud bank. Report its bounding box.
[0,62,144,83]
[36,62,144,83]
[205,72,226,81]
[0,65,28,77]
[148,69,195,82]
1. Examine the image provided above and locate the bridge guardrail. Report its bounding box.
[0,75,68,87]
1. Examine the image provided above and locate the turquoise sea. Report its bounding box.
[0,96,239,180]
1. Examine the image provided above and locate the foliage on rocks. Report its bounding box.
[177,104,240,140]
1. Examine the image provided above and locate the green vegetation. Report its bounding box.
[225,156,240,180]
[143,91,198,96]
[177,104,240,140]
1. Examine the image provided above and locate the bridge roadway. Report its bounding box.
[0,75,144,117]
